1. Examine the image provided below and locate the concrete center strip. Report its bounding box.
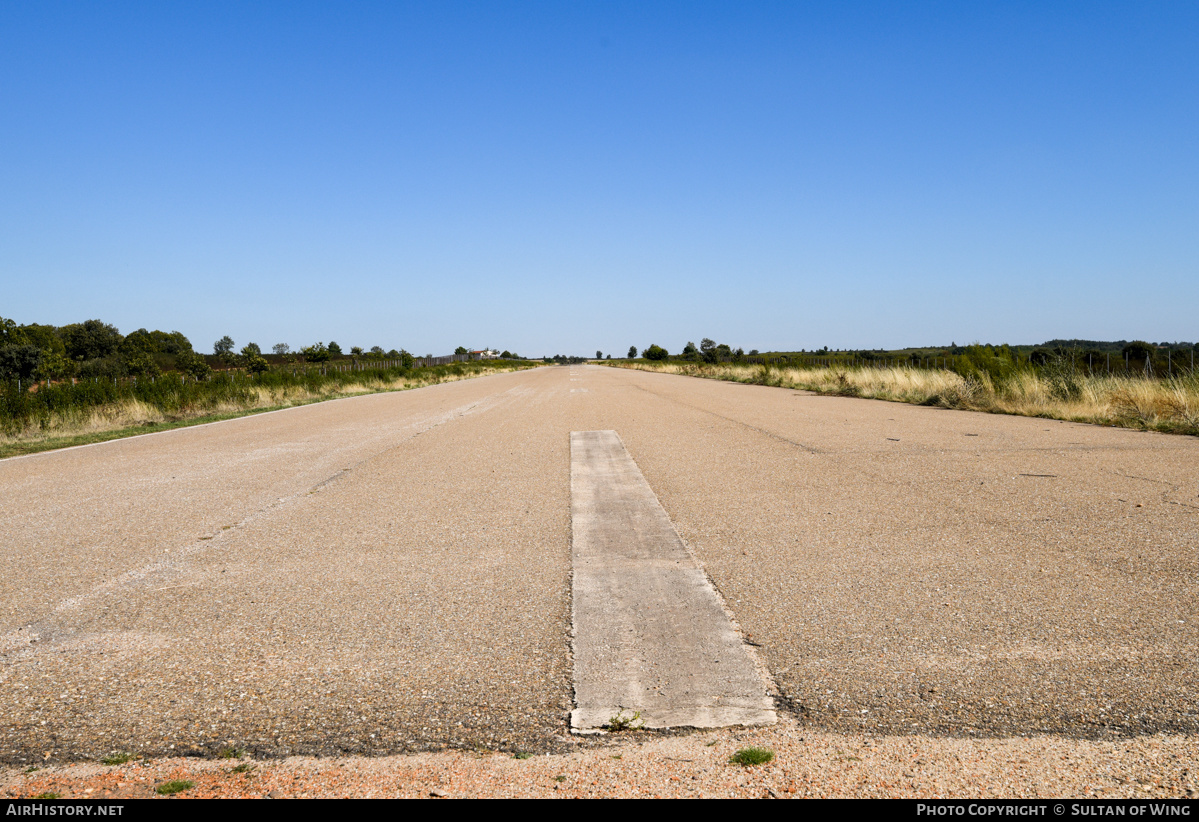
[570,430,776,731]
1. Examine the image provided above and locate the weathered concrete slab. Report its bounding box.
[570,430,775,731]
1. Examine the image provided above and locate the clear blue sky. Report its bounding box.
[2,1,1196,356]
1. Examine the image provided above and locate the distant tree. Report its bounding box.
[681,341,699,360]
[399,349,415,368]
[370,345,384,355]
[596,350,603,359]
[0,317,27,347]
[150,330,192,355]
[606,354,612,359]
[643,344,668,361]
[19,324,66,356]
[119,329,157,360]
[454,346,469,355]
[214,336,235,356]
[301,342,331,363]
[748,349,759,356]
[500,350,513,359]
[237,343,267,373]
[628,345,638,359]
[175,350,211,380]
[386,349,401,358]
[273,342,290,355]
[0,345,43,380]
[328,341,342,356]
[61,320,123,361]
[1121,341,1155,361]
[124,351,161,378]
[350,346,363,356]
[35,351,75,381]
[700,338,717,363]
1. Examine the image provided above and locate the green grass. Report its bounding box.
[730,747,774,767]
[218,746,245,760]
[513,752,533,760]
[33,792,60,800]
[155,780,195,795]
[230,763,254,774]
[101,752,135,765]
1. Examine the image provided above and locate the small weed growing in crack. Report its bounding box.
[23,766,39,774]
[555,775,567,783]
[102,752,135,765]
[705,739,719,747]
[156,780,195,796]
[231,763,254,774]
[33,792,60,800]
[730,747,774,767]
[606,710,644,731]
[513,752,533,760]
[218,747,245,760]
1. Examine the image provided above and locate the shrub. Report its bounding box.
[643,344,668,361]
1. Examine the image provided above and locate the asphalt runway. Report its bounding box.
[2,365,1196,764]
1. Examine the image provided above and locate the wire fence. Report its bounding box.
[730,350,1197,379]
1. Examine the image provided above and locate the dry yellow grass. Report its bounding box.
[0,363,533,454]
[615,361,1199,436]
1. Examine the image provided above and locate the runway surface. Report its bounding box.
[2,365,1196,764]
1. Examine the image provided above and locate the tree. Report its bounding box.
[273,342,290,355]
[241,353,269,374]
[328,341,342,356]
[370,345,384,355]
[643,344,668,361]
[1122,340,1155,362]
[628,345,638,359]
[454,346,469,355]
[596,350,603,359]
[124,351,161,378]
[214,336,235,356]
[301,342,331,363]
[0,317,27,347]
[175,350,211,380]
[18,323,64,356]
[35,351,75,381]
[61,320,123,361]
[150,330,192,355]
[700,338,717,363]
[0,345,43,380]
[242,342,262,356]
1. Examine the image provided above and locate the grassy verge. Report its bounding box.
[611,361,1199,437]
[0,360,537,459]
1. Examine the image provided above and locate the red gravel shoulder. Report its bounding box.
[4,717,1196,799]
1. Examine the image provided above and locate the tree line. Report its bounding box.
[1,316,524,384]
